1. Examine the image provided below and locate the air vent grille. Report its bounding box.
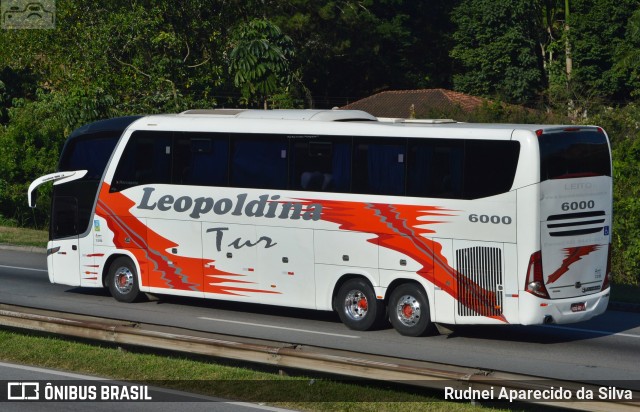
[456,246,503,317]
[546,211,606,237]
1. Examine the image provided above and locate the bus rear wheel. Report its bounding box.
[335,278,384,331]
[388,283,432,337]
[107,257,142,303]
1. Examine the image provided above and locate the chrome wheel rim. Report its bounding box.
[114,267,134,295]
[395,295,421,327]
[343,290,368,321]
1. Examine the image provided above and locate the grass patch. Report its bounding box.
[0,225,48,248]
[0,329,498,411]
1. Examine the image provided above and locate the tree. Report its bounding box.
[568,0,637,105]
[612,8,640,98]
[227,18,296,109]
[450,0,546,105]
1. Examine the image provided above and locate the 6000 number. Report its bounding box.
[468,214,512,225]
[561,200,595,211]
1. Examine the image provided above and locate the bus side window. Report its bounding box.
[111,132,172,192]
[464,140,520,199]
[352,138,406,196]
[230,134,288,190]
[172,133,229,187]
[292,138,351,192]
[409,139,460,199]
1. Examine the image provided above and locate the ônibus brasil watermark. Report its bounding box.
[1,1,55,29]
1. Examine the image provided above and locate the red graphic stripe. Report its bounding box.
[303,198,506,322]
[547,245,601,284]
[96,184,279,296]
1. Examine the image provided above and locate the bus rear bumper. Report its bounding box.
[519,289,610,325]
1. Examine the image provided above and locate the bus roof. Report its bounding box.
[68,116,143,139]
[124,109,599,141]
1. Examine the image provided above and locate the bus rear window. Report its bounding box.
[539,130,611,181]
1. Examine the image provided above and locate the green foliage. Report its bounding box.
[0,92,63,227]
[450,0,546,105]
[228,19,296,108]
[588,104,640,286]
[568,0,637,104]
[612,8,640,98]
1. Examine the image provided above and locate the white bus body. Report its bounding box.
[29,110,612,336]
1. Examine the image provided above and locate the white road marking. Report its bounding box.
[543,325,640,339]
[0,264,47,272]
[199,316,360,339]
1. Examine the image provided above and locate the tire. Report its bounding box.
[388,283,432,337]
[107,257,142,303]
[335,278,384,331]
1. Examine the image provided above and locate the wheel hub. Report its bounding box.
[344,290,368,320]
[395,295,421,326]
[114,267,134,294]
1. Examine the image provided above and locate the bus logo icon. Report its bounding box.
[1,1,56,29]
[7,382,40,400]
[604,226,609,236]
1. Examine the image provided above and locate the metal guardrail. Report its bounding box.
[0,304,638,411]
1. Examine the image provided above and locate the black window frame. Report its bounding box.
[109,131,520,200]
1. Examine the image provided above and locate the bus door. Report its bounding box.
[49,195,81,286]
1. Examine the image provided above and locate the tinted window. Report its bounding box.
[111,131,172,192]
[172,133,229,186]
[53,130,126,239]
[407,139,520,199]
[59,133,120,179]
[230,134,288,189]
[464,140,520,198]
[353,138,406,196]
[407,139,464,198]
[291,137,351,192]
[539,130,611,181]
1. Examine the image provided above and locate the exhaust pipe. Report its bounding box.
[543,315,554,324]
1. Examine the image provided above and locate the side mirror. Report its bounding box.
[28,170,88,208]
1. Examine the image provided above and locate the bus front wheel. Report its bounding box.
[388,283,432,337]
[107,257,142,303]
[335,278,384,331]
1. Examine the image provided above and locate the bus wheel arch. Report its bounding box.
[332,275,385,331]
[386,280,434,337]
[104,255,143,303]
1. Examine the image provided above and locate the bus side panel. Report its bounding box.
[257,226,315,309]
[502,243,520,324]
[79,231,100,287]
[48,237,80,286]
[431,237,455,324]
[146,218,204,296]
[314,229,380,311]
[202,222,267,303]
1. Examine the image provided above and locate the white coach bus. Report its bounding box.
[28,109,612,336]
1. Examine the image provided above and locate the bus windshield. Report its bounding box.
[50,116,141,239]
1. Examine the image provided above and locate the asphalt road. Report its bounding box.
[1,248,639,390]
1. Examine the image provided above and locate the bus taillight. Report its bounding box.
[526,251,550,299]
[601,245,611,291]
